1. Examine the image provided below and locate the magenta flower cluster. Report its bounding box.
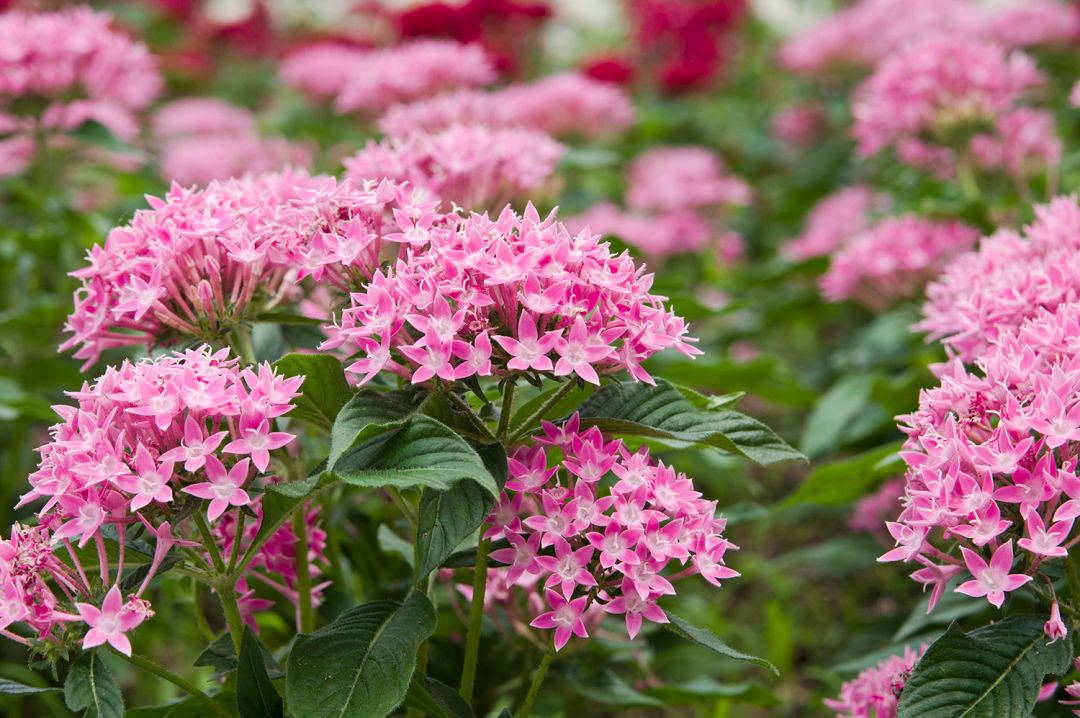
[485,416,737,650]
[917,196,1080,363]
[824,643,928,718]
[819,215,979,309]
[322,203,700,387]
[376,73,636,141]
[342,125,565,211]
[884,302,1080,611]
[280,39,497,114]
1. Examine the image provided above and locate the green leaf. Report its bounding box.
[659,356,816,407]
[376,525,415,570]
[402,674,476,718]
[799,374,890,458]
[892,588,986,643]
[237,627,283,718]
[566,671,664,708]
[414,442,507,582]
[65,652,124,718]
[897,615,1076,718]
[124,692,236,718]
[507,382,594,436]
[780,441,904,508]
[576,380,803,465]
[665,613,778,675]
[195,633,284,681]
[333,417,498,496]
[272,353,352,432]
[0,678,60,695]
[329,389,427,467]
[285,591,437,718]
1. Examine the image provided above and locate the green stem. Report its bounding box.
[507,380,578,445]
[232,323,257,366]
[518,640,557,718]
[445,391,498,442]
[191,580,215,642]
[459,537,491,702]
[111,649,230,718]
[387,487,418,525]
[193,513,225,574]
[227,511,246,574]
[293,510,314,634]
[217,580,246,656]
[496,381,515,442]
[955,154,980,203]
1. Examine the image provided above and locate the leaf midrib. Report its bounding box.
[337,608,396,718]
[956,633,1043,717]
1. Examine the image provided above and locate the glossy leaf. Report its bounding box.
[329,389,427,467]
[272,353,353,432]
[665,613,778,675]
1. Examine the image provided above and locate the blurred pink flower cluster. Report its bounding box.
[3,345,311,653]
[0,6,161,175]
[917,196,1080,363]
[154,98,312,187]
[62,170,433,366]
[885,301,1080,612]
[280,39,497,114]
[343,124,564,210]
[376,73,635,141]
[783,185,890,262]
[322,203,700,387]
[485,415,737,649]
[819,215,978,310]
[824,643,928,718]
[569,146,747,262]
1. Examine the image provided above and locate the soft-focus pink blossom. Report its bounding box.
[625,146,750,213]
[824,643,929,718]
[784,186,890,262]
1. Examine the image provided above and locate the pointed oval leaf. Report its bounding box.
[576,380,803,465]
[272,354,352,432]
[333,417,498,496]
[64,651,124,718]
[237,627,283,718]
[329,389,427,466]
[403,674,476,718]
[0,678,60,695]
[897,615,1076,718]
[285,591,437,718]
[665,613,778,675]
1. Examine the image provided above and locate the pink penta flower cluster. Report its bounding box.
[376,73,636,141]
[819,215,979,310]
[322,203,700,387]
[783,186,890,262]
[824,643,929,718]
[568,203,716,260]
[61,170,431,366]
[625,146,751,213]
[4,346,304,654]
[981,0,1080,50]
[280,39,497,114]
[342,125,565,210]
[0,6,161,176]
[884,302,1080,611]
[154,98,312,187]
[851,37,1044,169]
[917,196,1080,363]
[969,108,1062,182]
[484,415,737,650]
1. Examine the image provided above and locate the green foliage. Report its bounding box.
[665,613,778,675]
[64,652,124,718]
[271,353,352,432]
[237,627,283,718]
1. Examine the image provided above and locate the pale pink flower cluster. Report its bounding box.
[824,643,929,718]
[851,37,1044,168]
[3,346,303,654]
[625,147,751,213]
[969,108,1062,181]
[280,39,497,114]
[885,302,1080,612]
[917,196,1080,363]
[567,203,716,260]
[820,215,979,310]
[343,125,564,210]
[486,416,737,650]
[62,170,430,366]
[376,73,635,141]
[848,478,905,541]
[322,203,700,387]
[784,186,889,262]
[154,98,312,187]
[778,0,983,75]
[771,102,826,148]
[981,0,1080,50]
[0,6,161,175]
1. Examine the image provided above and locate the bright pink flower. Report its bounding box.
[75,585,148,656]
[223,417,294,472]
[182,457,252,522]
[825,642,929,718]
[1046,602,1068,643]
[955,541,1032,608]
[530,590,590,651]
[535,538,597,597]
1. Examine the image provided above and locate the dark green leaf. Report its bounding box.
[402,674,476,718]
[124,692,236,718]
[237,627,283,718]
[507,383,594,436]
[333,417,498,496]
[780,441,904,508]
[897,615,1076,718]
[665,613,778,675]
[0,678,60,695]
[272,353,353,432]
[576,380,803,465]
[65,652,124,718]
[329,389,427,466]
[566,671,664,708]
[195,633,284,682]
[285,591,437,718]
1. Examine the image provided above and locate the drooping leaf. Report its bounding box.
[272,353,353,432]
[0,678,60,695]
[576,380,803,465]
[195,633,284,681]
[665,613,778,675]
[897,615,1076,718]
[285,591,437,718]
[780,441,903,508]
[402,673,476,718]
[64,651,124,718]
[329,389,427,466]
[237,627,283,718]
[333,417,498,496]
